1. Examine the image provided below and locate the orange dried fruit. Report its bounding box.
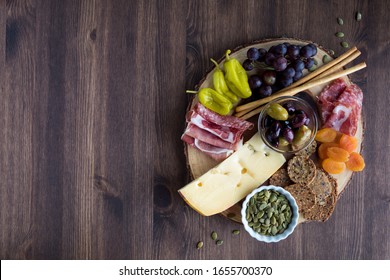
[339,134,358,153]
[346,152,365,171]
[322,158,346,174]
[318,143,339,160]
[327,147,350,162]
[315,128,338,143]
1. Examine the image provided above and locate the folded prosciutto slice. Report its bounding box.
[318,79,363,136]
[182,103,253,161]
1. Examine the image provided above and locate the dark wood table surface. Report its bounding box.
[0,0,389,260]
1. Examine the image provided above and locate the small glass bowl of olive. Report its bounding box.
[258,96,318,153]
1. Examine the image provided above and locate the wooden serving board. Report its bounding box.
[184,38,363,224]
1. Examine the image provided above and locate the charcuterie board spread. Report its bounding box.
[179,38,365,240]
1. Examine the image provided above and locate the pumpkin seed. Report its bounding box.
[271,226,278,235]
[335,32,344,38]
[232,230,240,235]
[196,241,203,249]
[309,65,317,72]
[337,17,344,25]
[322,55,332,64]
[341,41,349,48]
[329,49,335,56]
[216,240,223,246]
[211,231,217,240]
[356,12,362,21]
[313,58,318,65]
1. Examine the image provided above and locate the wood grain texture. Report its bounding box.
[0,0,388,260]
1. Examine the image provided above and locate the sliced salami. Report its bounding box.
[323,83,363,136]
[317,78,347,124]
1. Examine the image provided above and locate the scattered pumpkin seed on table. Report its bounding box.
[335,32,344,38]
[196,241,203,249]
[216,240,223,246]
[341,41,349,48]
[211,231,217,240]
[356,12,362,21]
[232,230,240,235]
[337,17,344,25]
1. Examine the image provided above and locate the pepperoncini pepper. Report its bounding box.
[210,58,239,103]
[223,49,252,99]
[187,88,233,115]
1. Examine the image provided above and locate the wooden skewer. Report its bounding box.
[235,46,359,113]
[238,62,367,120]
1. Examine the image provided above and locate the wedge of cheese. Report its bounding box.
[179,133,286,216]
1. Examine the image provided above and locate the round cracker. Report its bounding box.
[303,172,338,222]
[295,140,317,158]
[270,168,292,187]
[284,184,316,214]
[287,156,316,185]
[309,168,333,206]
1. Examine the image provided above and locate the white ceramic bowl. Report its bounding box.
[241,185,299,243]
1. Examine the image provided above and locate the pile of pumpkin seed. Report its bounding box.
[245,190,293,236]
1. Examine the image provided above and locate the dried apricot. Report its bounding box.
[318,143,339,160]
[339,134,358,153]
[315,128,338,143]
[327,147,350,162]
[322,158,346,174]
[346,152,365,171]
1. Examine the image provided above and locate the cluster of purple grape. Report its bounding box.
[243,43,318,99]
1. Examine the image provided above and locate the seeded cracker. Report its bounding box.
[284,184,316,214]
[295,140,317,158]
[303,172,338,222]
[309,168,333,206]
[270,168,292,187]
[287,156,316,185]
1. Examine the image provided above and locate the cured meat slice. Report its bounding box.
[187,111,241,143]
[323,84,363,136]
[181,134,234,161]
[193,103,254,131]
[182,103,253,161]
[317,78,347,123]
[183,123,241,150]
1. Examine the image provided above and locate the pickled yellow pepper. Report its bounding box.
[223,50,252,99]
[186,88,233,115]
[210,58,239,103]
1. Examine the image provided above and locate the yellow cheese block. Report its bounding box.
[179,133,286,216]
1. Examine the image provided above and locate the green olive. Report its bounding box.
[279,137,290,147]
[266,103,289,121]
[292,125,312,147]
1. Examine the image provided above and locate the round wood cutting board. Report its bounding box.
[184,38,363,224]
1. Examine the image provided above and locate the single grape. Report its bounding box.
[279,77,293,88]
[307,43,317,56]
[248,75,262,89]
[300,45,313,58]
[264,115,275,128]
[264,52,276,66]
[282,67,296,79]
[258,85,272,98]
[257,48,267,62]
[242,59,254,71]
[287,45,300,59]
[272,57,288,72]
[293,70,303,81]
[272,44,287,57]
[305,57,314,69]
[269,121,282,138]
[262,70,277,86]
[247,47,260,61]
[293,59,305,72]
